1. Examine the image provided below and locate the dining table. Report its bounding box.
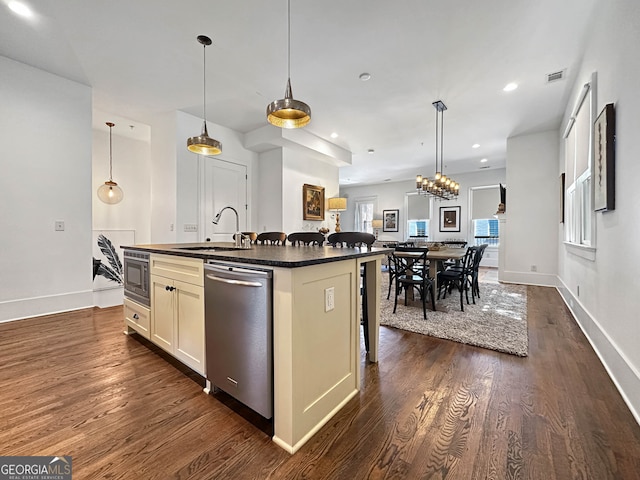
[393,247,468,309]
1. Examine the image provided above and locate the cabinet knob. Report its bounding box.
[165,285,176,292]
[133,313,139,320]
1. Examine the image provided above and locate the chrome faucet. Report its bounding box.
[212,206,244,248]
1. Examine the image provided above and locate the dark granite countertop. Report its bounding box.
[124,242,392,268]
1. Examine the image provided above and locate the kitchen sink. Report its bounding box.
[174,245,251,252]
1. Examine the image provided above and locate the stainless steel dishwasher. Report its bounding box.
[204,261,273,419]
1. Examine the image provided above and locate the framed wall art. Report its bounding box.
[302,183,325,220]
[383,209,399,232]
[594,103,615,212]
[439,206,461,232]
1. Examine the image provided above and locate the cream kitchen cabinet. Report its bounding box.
[150,254,205,375]
[124,297,151,339]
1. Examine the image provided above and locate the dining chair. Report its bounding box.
[327,232,375,248]
[256,231,287,245]
[390,248,435,320]
[287,232,325,246]
[327,231,376,351]
[437,246,477,311]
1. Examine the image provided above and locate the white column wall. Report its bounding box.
[504,130,559,286]
[0,56,93,322]
[557,0,640,424]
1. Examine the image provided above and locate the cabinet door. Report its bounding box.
[174,280,205,375]
[151,274,174,353]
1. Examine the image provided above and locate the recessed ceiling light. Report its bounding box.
[472,143,480,149]
[503,82,518,92]
[330,132,338,139]
[367,148,374,154]
[480,158,488,163]
[8,1,33,17]
[359,73,372,81]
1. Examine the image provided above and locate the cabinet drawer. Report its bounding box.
[150,254,204,286]
[124,297,151,339]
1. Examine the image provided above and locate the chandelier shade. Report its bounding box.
[415,100,459,200]
[97,122,124,205]
[187,35,222,155]
[266,0,311,129]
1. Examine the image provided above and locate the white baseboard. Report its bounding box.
[93,287,124,308]
[499,270,557,286]
[0,290,94,323]
[557,278,640,427]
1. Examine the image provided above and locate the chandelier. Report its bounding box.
[416,100,459,200]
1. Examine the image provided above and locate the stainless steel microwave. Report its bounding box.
[123,250,150,307]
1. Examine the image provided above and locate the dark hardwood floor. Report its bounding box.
[1,283,639,479]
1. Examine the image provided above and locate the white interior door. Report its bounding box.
[201,158,247,242]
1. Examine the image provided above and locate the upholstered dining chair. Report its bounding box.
[326,231,376,351]
[256,231,287,245]
[326,231,375,248]
[287,232,325,246]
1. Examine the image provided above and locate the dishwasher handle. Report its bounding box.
[205,274,263,287]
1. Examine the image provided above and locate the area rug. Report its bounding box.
[379,275,528,356]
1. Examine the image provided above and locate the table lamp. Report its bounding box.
[372,219,383,239]
[328,197,347,232]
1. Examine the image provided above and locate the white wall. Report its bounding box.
[174,111,259,242]
[557,0,640,424]
[0,56,93,322]
[92,129,151,242]
[340,168,506,244]
[503,130,559,286]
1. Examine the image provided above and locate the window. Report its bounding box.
[406,193,430,240]
[354,197,375,233]
[563,75,596,253]
[470,185,500,246]
[473,219,499,246]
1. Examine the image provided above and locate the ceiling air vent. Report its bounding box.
[546,70,565,83]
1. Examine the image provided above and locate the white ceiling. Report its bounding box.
[1,0,598,185]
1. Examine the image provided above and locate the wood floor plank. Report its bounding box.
[1,279,639,479]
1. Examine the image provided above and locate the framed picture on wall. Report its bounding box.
[594,103,615,212]
[302,184,325,220]
[383,209,399,232]
[439,206,461,232]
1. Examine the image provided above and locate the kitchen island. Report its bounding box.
[124,242,389,454]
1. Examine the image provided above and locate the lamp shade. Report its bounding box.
[372,219,383,229]
[328,197,347,211]
[97,181,124,204]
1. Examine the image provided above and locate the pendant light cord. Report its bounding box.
[287,0,291,79]
[202,42,207,123]
[440,106,444,175]
[109,124,113,181]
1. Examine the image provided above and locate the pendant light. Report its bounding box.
[187,35,222,155]
[266,0,311,129]
[415,100,460,200]
[97,122,124,205]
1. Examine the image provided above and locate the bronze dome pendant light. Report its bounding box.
[187,35,222,155]
[97,122,124,205]
[266,0,311,128]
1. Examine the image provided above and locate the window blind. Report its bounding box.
[472,186,500,219]
[408,194,430,219]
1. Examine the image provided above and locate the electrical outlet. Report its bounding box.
[184,224,198,232]
[530,265,537,272]
[54,221,65,231]
[325,287,335,312]
[170,223,174,232]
